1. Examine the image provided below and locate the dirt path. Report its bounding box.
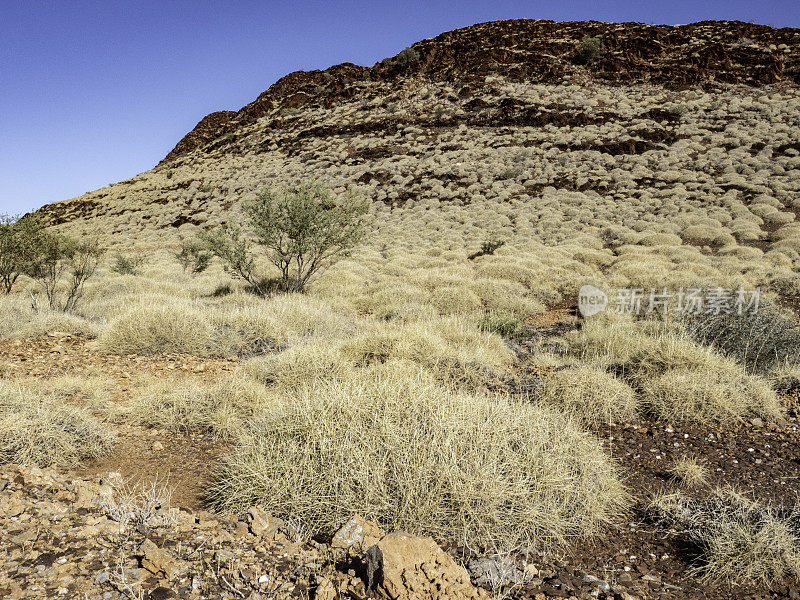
[0,334,237,509]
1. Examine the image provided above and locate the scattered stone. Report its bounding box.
[247,506,284,539]
[331,516,386,552]
[139,539,180,579]
[468,557,526,589]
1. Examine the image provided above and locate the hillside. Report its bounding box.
[39,20,800,249]
[3,18,800,600]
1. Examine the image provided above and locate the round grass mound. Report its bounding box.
[537,366,638,424]
[98,303,214,356]
[208,365,627,550]
[0,383,116,467]
[641,369,780,424]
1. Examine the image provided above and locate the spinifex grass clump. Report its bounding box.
[564,318,781,424]
[682,302,800,374]
[650,489,800,587]
[535,366,638,424]
[208,365,627,550]
[0,382,115,467]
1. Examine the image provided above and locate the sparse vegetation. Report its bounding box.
[3,23,800,598]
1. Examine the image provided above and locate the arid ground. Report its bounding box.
[2,18,800,600]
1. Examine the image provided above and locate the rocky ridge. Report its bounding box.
[36,19,800,244]
[161,19,800,165]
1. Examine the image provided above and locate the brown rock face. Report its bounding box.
[161,110,236,164]
[372,532,487,600]
[159,19,800,165]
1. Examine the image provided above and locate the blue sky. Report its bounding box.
[2,1,799,215]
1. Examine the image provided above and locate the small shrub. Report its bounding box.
[99,477,177,532]
[382,46,420,68]
[25,232,104,312]
[174,239,212,275]
[0,213,46,294]
[111,253,145,276]
[683,302,800,373]
[0,382,115,467]
[535,366,638,424]
[468,238,505,260]
[208,367,626,550]
[203,183,369,294]
[575,37,604,65]
[650,489,800,587]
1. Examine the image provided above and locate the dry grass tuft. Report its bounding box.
[668,455,709,487]
[0,381,115,467]
[650,488,800,588]
[641,368,780,424]
[243,342,354,387]
[98,302,214,356]
[567,321,781,424]
[208,367,627,551]
[535,366,638,424]
[131,374,267,438]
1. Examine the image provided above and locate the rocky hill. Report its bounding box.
[160,19,800,165]
[38,19,800,251]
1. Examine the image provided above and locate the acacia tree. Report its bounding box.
[0,214,46,294]
[25,232,104,312]
[203,183,369,294]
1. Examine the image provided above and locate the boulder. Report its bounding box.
[371,532,486,600]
